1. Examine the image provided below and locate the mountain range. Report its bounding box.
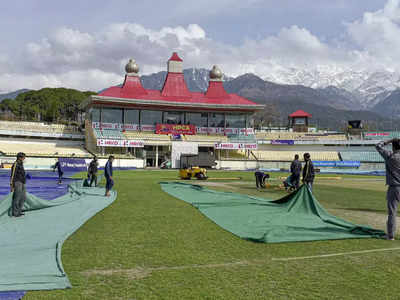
[262,67,400,109]
[140,68,400,130]
[2,68,400,130]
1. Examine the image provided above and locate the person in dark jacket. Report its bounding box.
[53,158,63,184]
[302,152,315,192]
[88,157,98,187]
[10,152,27,217]
[104,155,115,196]
[376,138,400,240]
[255,169,269,189]
[290,154,302,189]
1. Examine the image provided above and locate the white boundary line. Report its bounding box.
[272,247,400,261]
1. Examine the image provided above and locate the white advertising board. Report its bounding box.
[196,127,254,135]
[214,143,257,150]
[97,139,144,148]
[92,122,140,131]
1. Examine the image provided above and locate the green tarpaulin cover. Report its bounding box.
[160,182,385,243]
[0,181,116,291]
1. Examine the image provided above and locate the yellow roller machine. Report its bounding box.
[179,154,208,180]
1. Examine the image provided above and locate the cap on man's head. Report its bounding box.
[17,152,26,159]
[304,153,311,159]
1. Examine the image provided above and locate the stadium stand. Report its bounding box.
[184,134,228,142]
[0,140,90,157]
[123,131,171,141]
[304,134,347,140]
[255,132,301,140]
[251,151,340,161]
[220,149,249,159]
[0,121,79,134]
[228,134,256,143]
[93,129,125,139]
[255,132,346,141]
[339,151,384,162]
[363,132,400,140]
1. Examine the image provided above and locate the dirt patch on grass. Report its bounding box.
[82,267,151,280]
[196,181,231,188]
[152,261,251,271]
[196,181,243,191]
[81,261,252,280]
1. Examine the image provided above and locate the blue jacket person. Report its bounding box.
[105,155,115,197]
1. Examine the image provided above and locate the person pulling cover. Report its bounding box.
[290,154,302,190]
[88,157,98,187]
[255,169,269,189]
[10,152,27,217]
[104,155,114,197]
[376,138,400,240]
[53,157,63,184]
[302,153,315,192]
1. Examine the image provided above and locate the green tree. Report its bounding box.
[5,88,96,123]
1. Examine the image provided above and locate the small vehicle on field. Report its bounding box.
[179,154,208,180]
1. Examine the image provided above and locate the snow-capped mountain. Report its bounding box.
[139,67,396,112]
[262,67,400,109]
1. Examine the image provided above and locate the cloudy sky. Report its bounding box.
[0,0,398,92]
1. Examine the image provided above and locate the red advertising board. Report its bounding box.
[156,124,196,135]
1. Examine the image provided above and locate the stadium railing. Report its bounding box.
[251,151,340,161]
[255,132,347,141]
[94,129,125,140]
[339,151,384,162]
[0,121,82,138]
[184,134,228,142]
[227,134,256,143]
[0,140,91,158]
[123,132,171,141]
[363,132,400,140]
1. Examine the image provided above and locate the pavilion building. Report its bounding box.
[82,52,264,166]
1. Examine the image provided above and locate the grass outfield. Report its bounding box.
[24,170,400,300]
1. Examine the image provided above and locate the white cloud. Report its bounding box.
[346,0,400,69]
[1,0,400,92]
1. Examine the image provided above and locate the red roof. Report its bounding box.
[169,52,183,62]
[161,73,191,98]
[205,81,229,98]
[99,77,260,108]
[97,52,261,109]
[289,110,312,118]
[120,75,147,97]
[100,82,258,106]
